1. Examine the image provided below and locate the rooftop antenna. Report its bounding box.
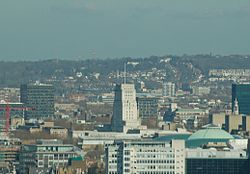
[124,62,127,84]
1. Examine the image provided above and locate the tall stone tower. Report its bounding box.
[111,84,140,132]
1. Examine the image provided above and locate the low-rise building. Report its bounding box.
[173,108,208,121]
[11,116,25,130]
[210,112,225,128]
[29,127,42,133]
[19,139,83,174]
[161,122,177,131]
[76,131,141,148]
[49,127,68,138]
[192,86,210,96]
[101,93,115,105]
[210,112,250,134]
[0,138,21,173]
[41,121,54,128]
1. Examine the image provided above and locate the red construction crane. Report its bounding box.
[0,102,33,135]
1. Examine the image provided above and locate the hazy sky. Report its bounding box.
[0,0,250,60]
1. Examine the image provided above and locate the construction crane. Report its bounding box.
[0,102,33,135]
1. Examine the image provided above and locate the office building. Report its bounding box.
[210,113,250,134]
[19,139,83,174]
[242,116,250,132]
[136,95,158,119]
[225,114,242,133]
[162,82,175,97]
[111,84,140,132]
[186,146,250,174]
[171,108,208,121]
[0,138,21,173]
[209,113,226,128]
[105,140,185,174]
[232,83,250,115]
[20,83,54,118]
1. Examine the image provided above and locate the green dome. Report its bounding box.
[188,124,234,140]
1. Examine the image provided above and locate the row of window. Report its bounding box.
[135,154,174,158]
[139,172,174,174]
[136,159,175,164]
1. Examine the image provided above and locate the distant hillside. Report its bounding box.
[0,54,249,87]
[185,55,250,75]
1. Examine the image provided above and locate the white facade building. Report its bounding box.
[111,84,140,132]
[192,86,210,96]
[163,82,175,97]
[105,140,185,174]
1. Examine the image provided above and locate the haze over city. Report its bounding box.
[1,0,250,60]
[1,1,250,174]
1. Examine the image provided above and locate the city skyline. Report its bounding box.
[1,1,250,173]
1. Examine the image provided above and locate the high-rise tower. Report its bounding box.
[20,83,54,119]
[111,84,140,132]
[232,83,250,115]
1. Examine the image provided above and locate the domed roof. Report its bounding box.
[188,124,234,140]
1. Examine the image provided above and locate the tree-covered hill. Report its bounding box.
[0,54,249,87]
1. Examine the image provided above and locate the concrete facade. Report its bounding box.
[111,84,140,132]
[105,140,185,174]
